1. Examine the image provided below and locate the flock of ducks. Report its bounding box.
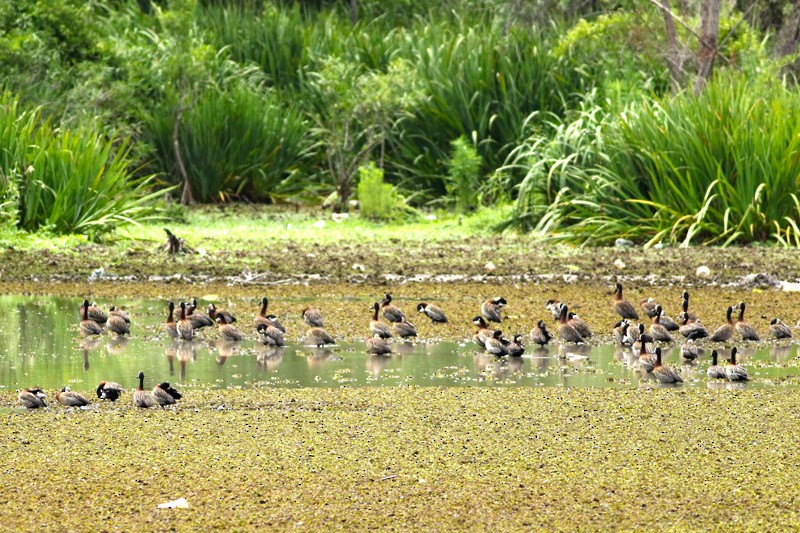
[16,284,793,408]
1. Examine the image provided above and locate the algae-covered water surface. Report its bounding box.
[2,295,799,392]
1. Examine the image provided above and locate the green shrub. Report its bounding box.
[446,136,482,213]
[357,163,402,220]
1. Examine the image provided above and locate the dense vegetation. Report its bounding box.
[1,0,799,244]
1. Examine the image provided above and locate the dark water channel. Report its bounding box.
[1,296,798,393]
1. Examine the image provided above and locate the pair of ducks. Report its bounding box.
[18,374,181,409]
[79,299,130,336]
[471,317,525,357]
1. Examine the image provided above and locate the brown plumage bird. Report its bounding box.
[503,334,525,357]
[725,346,749,382]
[567,312,592,339]
[18,388,47,409]
[107,312,130,336]
[681,291,700,322]
[545,300,563,320]
[305,327,335,347]
[649,306,673,342]
[734,302,759,341]
[165,302,179,339]
[484,330,510,357]
[208,303,236,324]
[558,305,585,343]
[133,372,156,408]
[637,334,656,372]
[678,312,708,340]
[380,294,405,323]
[613,283,639,320]
[707,350,726,379]
[216,314,243,342]
[613,320,630,345]
[417,302,448,323]
[79,301,108,324]
[481,297,506,323]
[680,339,698,361]
[96,381,125,401]
[108,306,130,324]
[79,299,104,336]
[370,302,392,339]
[256,323,285,347]
[254,297,284,332]
[366,334,392,355]
[472,316,492,348]
[640,298,659,318]
[186,298,214,330]
[56,386,91,407]
[153,382,182,407]
[392,318,417,338]
[653,347,683,384]
[302,307,325,328]
[710,306,735,342]
[177,302,194,341]
[530,320,553,347]
[770,318,792,339]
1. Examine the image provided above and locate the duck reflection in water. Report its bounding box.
[79,337,102,371]
[106,335,129,355]
[393,342,415,356]
[256,345,284,371]
[214,340,242,366]
[177,340,197,379]
[366,354,390,378]
[771,344,794,362]
[307,348,338,368]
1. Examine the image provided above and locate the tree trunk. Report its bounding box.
[694,0,721,95]
[660,0,683,93]
[173,96,194,205]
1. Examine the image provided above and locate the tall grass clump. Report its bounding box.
[0,93,163,239]
[446,135,482,213]
[146,85,310,203]
[356,162,403,220]
[506,76,800,246]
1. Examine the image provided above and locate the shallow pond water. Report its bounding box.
[1,296,798,393]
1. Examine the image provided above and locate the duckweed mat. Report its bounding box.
[1,388,798,531]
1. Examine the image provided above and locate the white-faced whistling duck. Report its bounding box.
[18,388,47,409]
[503,334,525,357]
[187,298,214,329]
[709,306,735,342]
[107,311,130,336]
[734,302,759,341]
[653,347,683,384]
[153,381,182,407]
[370,303,392,339]
[649,306,673,343]
[612,320,629,345]
[545,300,563,320]
[255,297,277,329]
[680,339,698,361]
[392,317,417,338]
[472,316,492,347]
[256,322,285,347]
[177,302,194,341]
[631,323,650,354]
[305,327,335,347]
[637,333,657,372]
[531,320,553,347]
[485,330,510,357]
[678,312,709,340]
[108,306,130,323]
[366,334,392,355]
[724,347,749,382]
[659,312,679,332]
[640,298,659,318]
[163,302,179,339]
[302,307,324,328]
[481,297,506,323]
[133,371,156,408]
[567,312,592,339]
[681,291,699,322]
[96,381,125,401]
[622,321,640,345]
[79,301,108,324]
[613,283,639,320]
[56,386,91,407]
[216,314,243,342]
[79,299,104,336]
[380,293,405,323]
[707,350,726,379]
[770,318,793,339]
[208,303,237,324]
[558,305,585,343]
[417,302,448,323]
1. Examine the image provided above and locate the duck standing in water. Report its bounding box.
[165,302,179,339]
[79,301,108,324]
[680,339,698,361]
[56,387,91,407]
[472,316,492,348]
[380,293,406,323]
[208,303,237,324]
[769,318,792,339]
[724,347,749,382]
[305,327,336,347]
[637,334,657,372]
[366,334,392,355]
[133,371,156,408]
[649,306,673,342]
[369,303,393,339]
[709,307,735,342]
[652,347,683,384]
[177,302,194,341]
[733,302,759,341]
[187,298,215,330]
[18,388,47,409]
[613,283,639,320]
[216,314,243,342]
[393,318,417,338]
[530,320,553,347]
[107,309,130,336]
[257,323,285,347]
[504,334,525,357]
[567,312,592,339]
[707,350,726,379]
[485,330,510,357]
[96,381,125,401]
[79,299,104,336]
[678,312,708,340]
[417,302,448,324]
[557,305,585,344]
[481,297,506,323]
[254,297,285,333]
